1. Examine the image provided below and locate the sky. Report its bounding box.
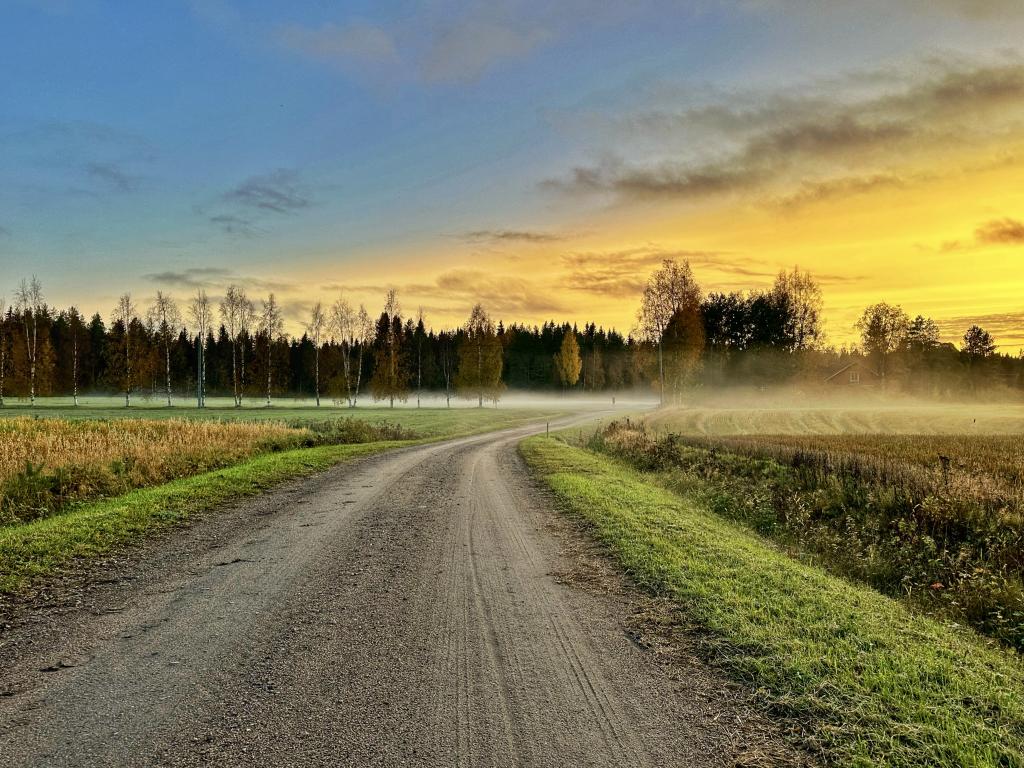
[2,0,1024,350]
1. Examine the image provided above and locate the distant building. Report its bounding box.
[825,361,881,386]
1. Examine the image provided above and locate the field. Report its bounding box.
[0,399,562,592]
[645,402,1024,436]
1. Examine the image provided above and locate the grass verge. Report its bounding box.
[0,440,407,594]
[520,435,1024,768]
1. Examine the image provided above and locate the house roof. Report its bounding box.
[824,361,881,382]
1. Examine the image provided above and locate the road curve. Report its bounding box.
[0,420,759,767]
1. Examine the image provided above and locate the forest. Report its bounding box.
[1,262,1022,407]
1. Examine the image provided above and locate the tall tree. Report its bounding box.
[456,303,504,407]
[259,293,285,407]
[963,325,996,358]
[149,291,181,407]
[0,295,7,407]
[189,289,212,407]
[554,329,582,391]
[14,276,44,406]
[111,293,137,407]
[856,302,909,380]
[66,306,84,406]
[662,306,705,400]
[414,308,427,408]
[638,259,701,404]
[238,290,256,403]
[306,301,326,407]
[219,285,243,406]
[772,267,823,351]
[905,315,941,352]
[437,330,457,408]
[370,289,408,408]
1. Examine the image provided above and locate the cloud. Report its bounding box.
[421,20,550,83]
[84,161,139,192]
[909,0,1024,18]
[772,173,906,209]
[458,229,564,244]
[546,58,1024,205]
[560,247,764,297]
[559,245,863,298]
[0,225,10,238]
[223,169,310,214]
[208,214,260,236]
[336,269,570,317]
[976,217,1024,244]
[933,311,1024,345]
[144,267,293,294]
[277,21,399,69]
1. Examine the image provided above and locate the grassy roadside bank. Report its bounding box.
[0,440,405,594]
[520,435,1024,768]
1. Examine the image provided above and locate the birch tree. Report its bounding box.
[148,291,181,407]
[14,276,44,406]
[370,289,408,408]
[330,295,356,406]
[189,289,212,407]
[554,330,582,392]
[238,290,255,404]
[438,330,456,408]
[0,295,7,407]
[67,306,84,406]
[638,259,701,405]
[219,286,242,406]
[259,293,285,407]
[112,293,137,407]
[414,308,426,408]
[455,303,504,407]
[306,301,326,407]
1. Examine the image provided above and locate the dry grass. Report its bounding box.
[0,417,309,524]
[648,403,1024,436]
[589,418,1024,649]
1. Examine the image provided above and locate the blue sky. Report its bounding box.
[3,1,1024,344]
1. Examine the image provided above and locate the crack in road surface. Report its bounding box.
[0,421,778,767]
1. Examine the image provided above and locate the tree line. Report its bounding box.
[1,265,1021,407]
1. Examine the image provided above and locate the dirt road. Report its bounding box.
[0,421,772,767]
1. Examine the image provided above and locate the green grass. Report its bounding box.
[520,435,1024,768]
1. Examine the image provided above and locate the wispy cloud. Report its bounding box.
[934,311,1024,346]
[144,266,294,294]
[198,169,312,236]
[560,247,755,297]
[84,161,139,192]
[546,58,1024,206]
[771,173,906,210]
[559,245,863,298]
[224,169,310,214]
[458,229,564,244]
[331,269,570,317]
[207,214,261,237]
[421,19,550,83]
[976,217,1024,244]
[277,21,399,69]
